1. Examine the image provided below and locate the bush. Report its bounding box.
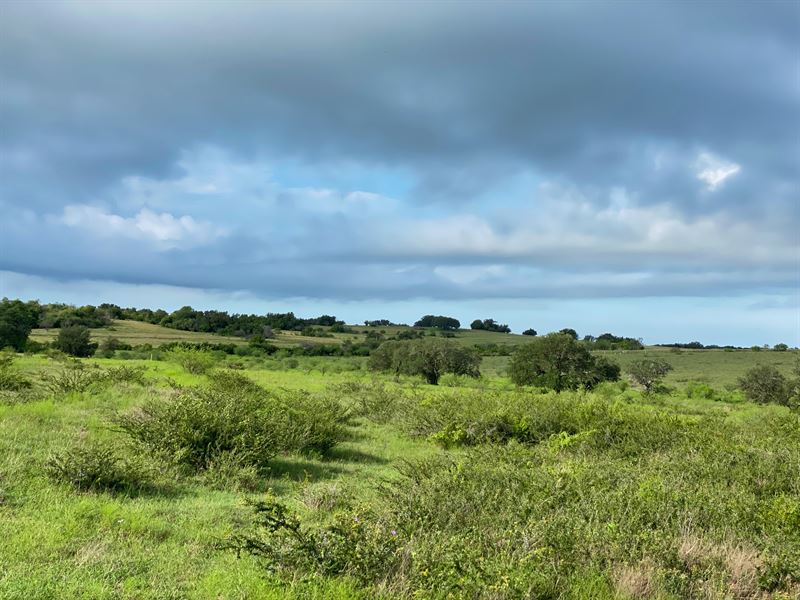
[39,362,147,396]
[41,361,106,395]
[164,347,217,374]
[369,338,480,385]
[0,352,32,391]
[46,440,152,493]
[508,333,619,391]
[0,299,40,351]
[233,421,800,599]
[405,389,689,455]
[229,494,402,587]
[97,336,132,358]
[686,381,717,400]
[329,380,400,423]
[627,358,673,393]
[738,365,791,406]
[116,371,348,472]
[54,325,97,357]
[103,365,148,386]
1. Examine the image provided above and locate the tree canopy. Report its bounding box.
[470,318,511,333]
[369,338,480,384]
[0,298,40,351]
[508,333,620,391]
[414,315,461,330]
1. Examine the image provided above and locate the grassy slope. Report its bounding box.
[29,320,367,349]
[31,320,538,349]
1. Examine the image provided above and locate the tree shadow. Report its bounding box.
[326,446,388,465]
[266,446,388,483]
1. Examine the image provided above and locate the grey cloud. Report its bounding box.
[1,1,797,306]
[1,1,797,210]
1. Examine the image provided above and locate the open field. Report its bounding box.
[29,320,368,349]
[595,347,799,388]
[467,348,799,387]
[29,319,797,387]
[0,348,798,599]
[31,320,537,350]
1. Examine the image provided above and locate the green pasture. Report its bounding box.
[0,348,797,599]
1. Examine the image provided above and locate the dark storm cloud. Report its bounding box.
[0,0,797,307]
[1,1,797,207]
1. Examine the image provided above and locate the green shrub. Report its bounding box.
[0,299,39,352]
[164,347,217,374]
[686,381,716,400]
[116,371,349,472]
[0,352,32,391]
[404,389,691,456]
[97,336,132,358]
[53,325,97,357]
[200,451,262,492]
[330,380,400,423]
[40,361,106,395]
[508,333,619,391]
[369,338,480,385]
[229,494,402,586]
[738,365,791,406]
[102,365,148,386]
[233,433,800,599]
[46,440,152,493]
[627,358,674,393]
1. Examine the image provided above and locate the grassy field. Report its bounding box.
[486,348,797,387]
[31,320,543,349]
[29,320,369,349]
[1,350,798,599]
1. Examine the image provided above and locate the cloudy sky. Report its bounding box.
[1,1,798,345]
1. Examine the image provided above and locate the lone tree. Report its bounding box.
[522,328,537,336]
[0,299,40,351]
[627,359,673,393]
[369,338,480,385]
[508,333,619,391]
[738,365,791,405]
[54,325,97,357]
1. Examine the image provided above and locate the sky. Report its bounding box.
[1,1,798,346]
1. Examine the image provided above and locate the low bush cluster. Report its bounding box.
[234,410,800,598]
[329,380,404,423]
[164,347,217,374]
[0,352,32,391]
[40,362,148,395]
[116,371,350,472]
[404,389,692,456]
[46,440,153,493]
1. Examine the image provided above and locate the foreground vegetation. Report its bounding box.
[0,345,798,599]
